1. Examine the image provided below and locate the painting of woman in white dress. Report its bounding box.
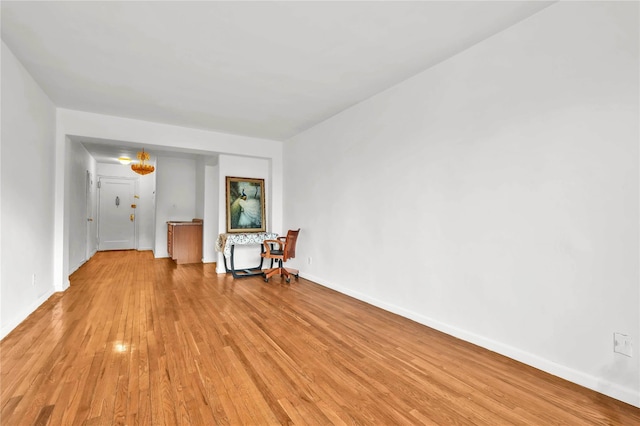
[226,177,266,233]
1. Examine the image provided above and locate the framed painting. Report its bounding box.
[225,176,266,233]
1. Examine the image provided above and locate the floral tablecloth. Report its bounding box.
[215,232,278,259]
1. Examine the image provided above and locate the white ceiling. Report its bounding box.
[2,1,554,158]
[77,136,215,165]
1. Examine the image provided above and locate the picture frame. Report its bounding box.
[225,176,266,233]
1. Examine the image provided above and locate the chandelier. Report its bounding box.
[131,149,155,175]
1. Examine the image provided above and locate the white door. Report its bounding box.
[98,177,136,251]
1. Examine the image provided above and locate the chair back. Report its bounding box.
[283,229,300,261]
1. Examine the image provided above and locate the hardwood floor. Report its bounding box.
[1,251,639,425]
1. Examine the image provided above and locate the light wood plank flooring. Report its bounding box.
[1,250,639,425]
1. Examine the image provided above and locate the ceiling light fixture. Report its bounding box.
[131,149,155,175]
[118,156,132,165]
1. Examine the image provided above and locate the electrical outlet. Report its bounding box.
[614,333,632,357]
[307,257,312,265]
[32,273,36,286]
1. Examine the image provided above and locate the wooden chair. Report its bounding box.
[261,229,300,283]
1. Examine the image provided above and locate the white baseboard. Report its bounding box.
[70,250,100,275]
[302,272,640,408]
[0,290,56,341]
[69,259,85,275]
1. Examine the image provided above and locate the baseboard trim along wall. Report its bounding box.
[301,272,639,409]
[0,290,56,341]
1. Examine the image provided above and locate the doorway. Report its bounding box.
[97,177,137,250]
[85,170,94,259]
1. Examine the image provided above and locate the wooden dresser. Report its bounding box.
[167,219,203,264]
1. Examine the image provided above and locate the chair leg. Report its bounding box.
[263,267,279,281]
[284,267,299,279]
[262,259,296,283]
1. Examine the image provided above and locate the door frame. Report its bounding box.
[85,170,94,260]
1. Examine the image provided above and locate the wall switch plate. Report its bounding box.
[614,333,632,357]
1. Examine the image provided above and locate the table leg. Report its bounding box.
[226,243,267,278]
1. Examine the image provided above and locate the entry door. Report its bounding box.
[98,177,136,251]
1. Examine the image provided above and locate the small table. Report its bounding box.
[216,232,278,278]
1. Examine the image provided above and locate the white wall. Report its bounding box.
[154,156,198,258]
[216,154,273,272]
[137,167,157,251]
[196,157,205,219]
[1,41,57,339]
[285,2,639,406]
[203,163,219,263]
[68,142,97,273]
